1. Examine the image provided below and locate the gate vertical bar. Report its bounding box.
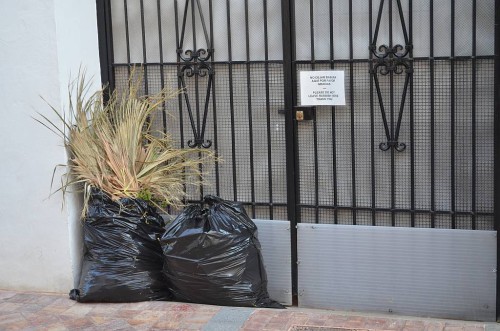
[349,0,357,225]
[369,0,376,226]
[329,0,339,225]
[389,0,396,227]
[208,0,220,197]
[96,0,115,98]
[264,0,274,220]
[450,0,456,229]
[309,0,320,223]
[281,0,299,303]
[174,1,185,148]
[123,0,131,76]
[429,0,436,228]
[409,0,415,227]
[495,0,500,320]
[226,0,238,202]
[139,0,148,94]
[156,0,167,134]
[244,0,256,218]
[471,0,477,229]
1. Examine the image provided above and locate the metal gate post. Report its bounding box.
[495,0,500,321]
[281,0,300,305]
[95,0,115,99]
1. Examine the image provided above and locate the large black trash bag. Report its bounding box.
[70,189,171,302]
[160,195,284,308]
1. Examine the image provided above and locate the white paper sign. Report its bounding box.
[300,70,346,106]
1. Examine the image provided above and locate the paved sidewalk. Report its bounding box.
[0,290,498,331]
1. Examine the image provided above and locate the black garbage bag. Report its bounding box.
[160,195,284,308]
[70,189,171,302]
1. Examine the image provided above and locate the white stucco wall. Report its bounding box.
[0,0,100,293]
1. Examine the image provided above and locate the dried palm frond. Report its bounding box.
[36,69,214,217]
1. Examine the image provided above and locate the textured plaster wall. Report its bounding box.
[0,0,100,292]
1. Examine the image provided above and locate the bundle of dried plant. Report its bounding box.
[36,70,213,216]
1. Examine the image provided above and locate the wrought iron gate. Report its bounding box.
[96,0,498,312]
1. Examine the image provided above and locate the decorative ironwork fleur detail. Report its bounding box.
[177,0,214,148]
[178,49,213,78]
[370,0,413,152]
[371,44,412,75]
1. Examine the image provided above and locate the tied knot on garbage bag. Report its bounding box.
[160,195,284,308]
[70,189,171,302]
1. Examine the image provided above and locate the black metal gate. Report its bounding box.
[96,0,498,310]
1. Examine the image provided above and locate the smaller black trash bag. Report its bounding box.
[70,189,171,302]
[160,195,284,308]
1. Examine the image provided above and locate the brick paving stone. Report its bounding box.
[342,316,367,329]
[443,326,465,331]
[0,302,24,312]
[61,304,94,316]
[25,313,63,327]
[61,316,96,329]
[289,313,313,326]
[89,316,108,325]
[271,312,296,326]
[463,326,485,331]
[86,304,121,317]
[0,291,17,301]
[97,318,135,330]
[166,311,192,320]
[114,301,154,311]
[184,311,218,323]
[128,309,165,321]
[256,308,280,318]
[171,303,198,311]
[363,316,391,329]
[403,320,428,331]
[384,319,408,330]
[243,309,274,326]
[241,320,269,330]
[153,311,199,329]
[305,317,328,326]
[424,322,446,331]
[0,312,26,325]
[151,318,182,329]
[0,319,32,331]
[324,314,350,328]
[39,322,69,331]
[263,322,290,331]
[113,308,143,319]
[10,293,58,308]
[40,299,77,315]
[17,304,45,315]
[5,293,41,304]
[126,317,152,327]
[178,319,207,330]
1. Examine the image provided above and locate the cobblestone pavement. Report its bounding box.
[0,290,498,331]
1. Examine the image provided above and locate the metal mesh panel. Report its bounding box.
[108,0,495,229]
[295,58,494,229]
[114,62,288,221]
[293,0,495,61]
[110,0,283,63]
[293,0,495,229]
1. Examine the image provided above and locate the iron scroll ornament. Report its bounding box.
[177,47,214,149]
[176,0,214,149]
[370,0,413,152]
[370,44,413,152]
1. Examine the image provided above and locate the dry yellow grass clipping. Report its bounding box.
[36,71,213,215]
